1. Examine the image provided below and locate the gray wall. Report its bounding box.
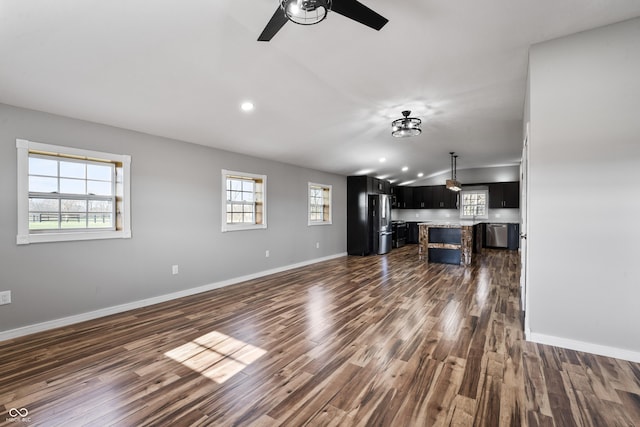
[0,104,347,333]
[527,18,640,356]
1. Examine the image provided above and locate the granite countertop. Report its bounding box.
[418,221,483,227]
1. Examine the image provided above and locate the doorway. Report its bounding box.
[520,122,530,337]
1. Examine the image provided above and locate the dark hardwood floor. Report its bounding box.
[1,246,639,426]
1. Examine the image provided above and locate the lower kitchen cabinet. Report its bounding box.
[507,223,520,250]
[407,222,420,244]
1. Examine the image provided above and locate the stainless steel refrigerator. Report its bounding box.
[369,194,392,255]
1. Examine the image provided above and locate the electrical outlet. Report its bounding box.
[265,250,270,258]
[0,291,11,305]
[316,242,320,249]
[172,265,179,275]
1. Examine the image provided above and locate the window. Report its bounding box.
[222,170,266,232]
[460,189,489,220]
[308,183,332,225]
[16,139,131,244]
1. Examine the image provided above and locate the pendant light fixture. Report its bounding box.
[282,0,331,26]
[391,110,422,138]
[446,152,462,192]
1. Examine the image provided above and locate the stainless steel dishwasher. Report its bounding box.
[486,223,508,248]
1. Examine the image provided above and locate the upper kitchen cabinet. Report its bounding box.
[413,186,430,209]
[368,177,390,194]
[393,186,413,209]
[421,185,457,209]
[391,185,458,209]
[382,180,391,195]
[488,182,520,208]
[431,186,458,209]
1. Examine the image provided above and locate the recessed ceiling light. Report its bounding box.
[417,172,424,178]
[379,157,386,163]
[355,168,374,175]
[240,101,254,112]
[402,166,409,172]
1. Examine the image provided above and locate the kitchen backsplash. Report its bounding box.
[391,208,521,223]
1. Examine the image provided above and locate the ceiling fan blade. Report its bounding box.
[258,7,288,41]
[331,0,388,31]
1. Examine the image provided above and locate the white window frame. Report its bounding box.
[221,169,267,232]
[459,189,489,220]
[16,139,132,245]
[308,182,332,226]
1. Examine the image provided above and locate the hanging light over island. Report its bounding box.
[446,152,462,191]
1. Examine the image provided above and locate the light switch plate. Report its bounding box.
[0,291,11,305]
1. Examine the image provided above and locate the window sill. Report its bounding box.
[308,221,332,226]
[221,224,267,233]
[17,230,132,245]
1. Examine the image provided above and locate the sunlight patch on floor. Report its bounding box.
[165,330,267,384]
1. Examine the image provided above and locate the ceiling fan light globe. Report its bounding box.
[392,128,421,138]
[282,0,331,25]
[289,3,300,15]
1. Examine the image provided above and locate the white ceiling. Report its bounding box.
[2,1,639,184]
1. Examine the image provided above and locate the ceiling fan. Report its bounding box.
[258,0,388,42]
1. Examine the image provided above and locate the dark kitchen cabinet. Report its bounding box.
[369,177,380,194]
[431,185,458,209]
[429,186,443,209]
[382,180,391,195]
[369,177,390,195]
[488,183,501,208]
[488,182,520,209]
[421,185,458,209]
[407,222,419,244]
[393,186,413,209]
[348,176,371,255]
[392,185,459,210]
[427,186,440,209]
[390,186,398,208]
[507,223,520,250]
[503,182,519,208]
[445,187,459,209]
[413,186,430,209]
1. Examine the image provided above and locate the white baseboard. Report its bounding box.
[0,252,347,342]
[528,332,640,363]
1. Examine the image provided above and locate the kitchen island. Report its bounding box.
[418,222,480,266]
